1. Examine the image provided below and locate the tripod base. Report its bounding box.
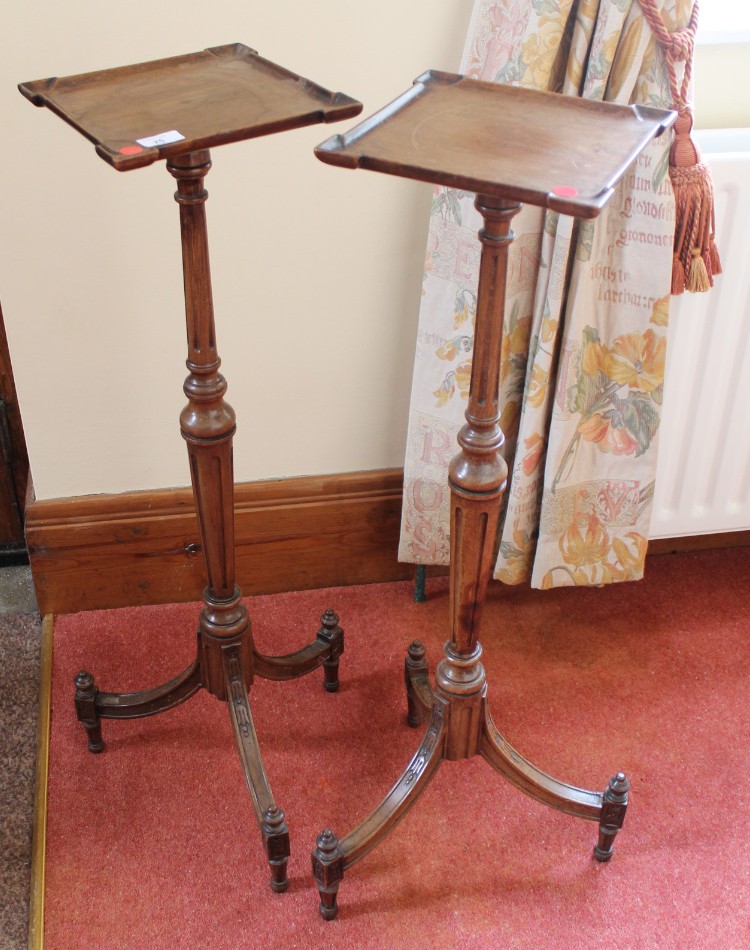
[74,608,344,892]
[312,637,628,920]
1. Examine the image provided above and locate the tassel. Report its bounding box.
[671,254,685,295]
[686,247,711,293]
[668,110,720,295]
[637,0,721,294]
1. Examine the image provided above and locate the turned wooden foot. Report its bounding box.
[404,639,432,727]
[72,660,203,753]
[253,609,344,691]
[482,704,630,857]
[593,772,630,862]
[73,671,104,753]
[262,805,291,893]
[312,829,344,920]
[319,609,344,692]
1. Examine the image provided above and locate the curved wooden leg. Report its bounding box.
[404,640,432,727]
[480,704,603,820]
[73,659,203,753]
[223,644,290,892]
[312,701,446,919]
[481,704,629,858]
[253,609,344,692]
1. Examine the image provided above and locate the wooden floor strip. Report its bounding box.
[28,614,53,950]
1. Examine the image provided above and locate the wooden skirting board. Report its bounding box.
[25,468,750,615]
[25,469,412,615]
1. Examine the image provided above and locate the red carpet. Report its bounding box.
[46,547,750,948]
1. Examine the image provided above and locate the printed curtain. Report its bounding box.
[399,0,693,588]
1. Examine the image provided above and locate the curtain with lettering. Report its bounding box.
[399,0,692,588]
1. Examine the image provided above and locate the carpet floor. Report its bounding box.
[45,547,750,949]
[0,610,42,949]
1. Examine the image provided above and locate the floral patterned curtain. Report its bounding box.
[399,0,693,588]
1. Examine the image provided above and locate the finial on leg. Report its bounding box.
[405,639,428,727]
[594,772,630,862]
[317,609,344,693]
[73,670,104,753]
[312,828,344,920]
[262,805,290,892]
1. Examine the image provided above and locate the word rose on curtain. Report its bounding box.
[399,0,694,588]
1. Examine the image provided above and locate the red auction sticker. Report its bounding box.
[551,185,578,197]
[119,144,145,156]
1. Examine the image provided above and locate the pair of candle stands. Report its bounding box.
[20,45,676,917]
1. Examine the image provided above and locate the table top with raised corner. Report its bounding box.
[315,70,676,218]
[19,43,362,172]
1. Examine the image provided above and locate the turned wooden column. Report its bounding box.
[435,196,520,760]
[168,149,251,700]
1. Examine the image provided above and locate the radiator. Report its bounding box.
[650,128,750,539]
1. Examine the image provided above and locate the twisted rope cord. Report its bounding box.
[637,0,699,112]
[635,0,718,292]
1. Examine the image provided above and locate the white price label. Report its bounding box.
[136,130,185,148]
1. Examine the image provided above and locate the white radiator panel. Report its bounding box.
[650,136,750,538]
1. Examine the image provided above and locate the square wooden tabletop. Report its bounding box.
[315,71,676,218]
[19,44,362,171]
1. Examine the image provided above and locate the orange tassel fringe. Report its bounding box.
[637,0,721,295]
[669,110,721,295]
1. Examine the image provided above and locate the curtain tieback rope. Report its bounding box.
[637,0,721,294]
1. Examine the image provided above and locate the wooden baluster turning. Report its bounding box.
[168,150,252,696]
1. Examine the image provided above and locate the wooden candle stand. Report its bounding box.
[19,44,362,892]
[312,71,676,919]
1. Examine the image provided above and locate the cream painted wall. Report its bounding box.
[2,1,475,500]
[695,42,750,129]
[2,7,745,502]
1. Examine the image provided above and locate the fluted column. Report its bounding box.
[168,150,251,699]
[435,196,520,758]
[446,195,521,658]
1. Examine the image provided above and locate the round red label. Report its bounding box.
[119,145,145,156]
[551,185,578,198]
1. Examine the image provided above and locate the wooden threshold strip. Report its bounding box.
[28,614,53,950]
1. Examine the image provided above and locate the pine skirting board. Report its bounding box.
[25,469,412,615]
[25,467,750,615]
